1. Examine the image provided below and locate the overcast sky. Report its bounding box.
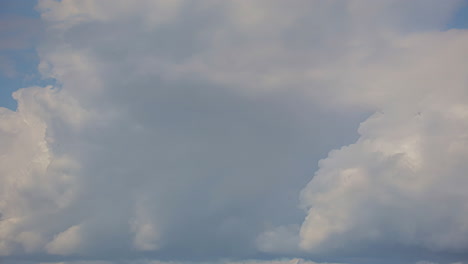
[1,1,468,264]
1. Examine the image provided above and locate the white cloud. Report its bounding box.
[297,30,468,253]
[0,86,83,256]
[46,224,83,255]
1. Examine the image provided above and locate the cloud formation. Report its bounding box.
[298,30,468,253]
[18,258,346,264]
[1,1,468,264]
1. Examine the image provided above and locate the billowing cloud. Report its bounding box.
[297,30,468,254]
[1,1,468,264]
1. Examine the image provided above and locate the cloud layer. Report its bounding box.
[1,1,468,264]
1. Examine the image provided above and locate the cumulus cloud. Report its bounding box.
[299,107,468,250]
[297,30,468,254]
[2,1,366,261]
[1,1,468,264]
[0,86,84,256]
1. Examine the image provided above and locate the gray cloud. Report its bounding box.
[1,1,467,264]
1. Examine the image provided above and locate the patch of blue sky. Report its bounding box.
[0,49,47,110]
[446,0,468,29]
[0,0,51,110]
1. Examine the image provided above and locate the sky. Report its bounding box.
[1,1,468,264]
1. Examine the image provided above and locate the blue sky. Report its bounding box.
[0,0,43,110]
[448,1,468,29]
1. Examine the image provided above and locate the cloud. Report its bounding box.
[222,259,346,264]
[3,1,366,261]
[0,86,84,256]
[416,262,466,264]
[256,225,301,254]
[46,224,83,255]
[297,30,468,254]
[1,1,468,264]
[39,261,112,264]
[35,259,344,264]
